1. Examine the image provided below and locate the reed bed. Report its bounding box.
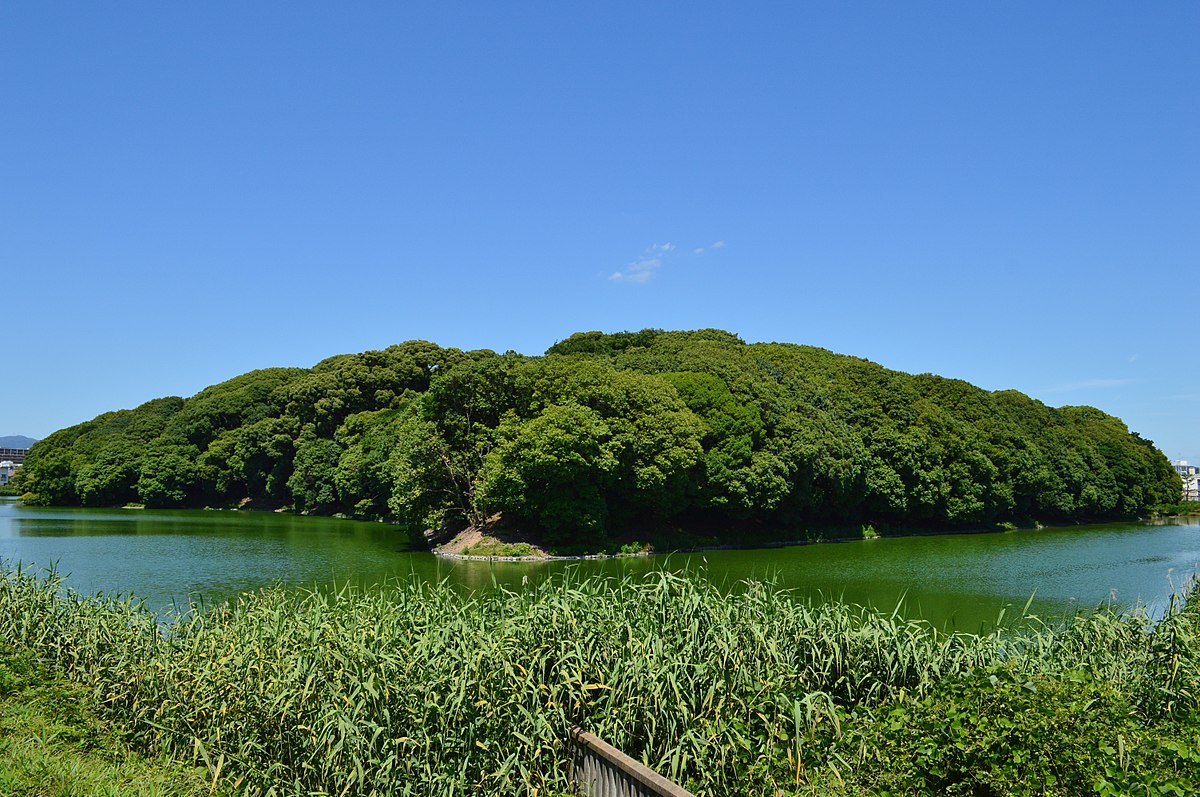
[1,560,1196,797]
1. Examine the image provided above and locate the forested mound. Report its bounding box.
[13,330,1179,547]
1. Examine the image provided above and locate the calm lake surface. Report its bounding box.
[2,497,1198,630]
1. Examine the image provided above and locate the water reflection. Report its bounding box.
[2,500,1197,631]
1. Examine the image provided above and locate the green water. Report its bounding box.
[2,497,1197,630]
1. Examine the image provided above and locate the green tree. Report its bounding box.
[386,409,474,533]
[18,448,78,506]
[136,443,201,507]
[478,402,619,544]
[333,409,408,519]
[287,426,344,514]
[74,442,140,506]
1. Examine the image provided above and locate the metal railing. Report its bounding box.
[568,727,698,797]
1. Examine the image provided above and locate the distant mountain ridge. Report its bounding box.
[0,436,36,449]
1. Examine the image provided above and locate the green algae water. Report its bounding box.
[1,497,1197,629]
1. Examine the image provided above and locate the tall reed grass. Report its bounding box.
[1,560,1196,796]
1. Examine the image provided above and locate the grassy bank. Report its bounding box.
[1,561,1197,796]
[1155,500,1200,517]
[0,645,214,797]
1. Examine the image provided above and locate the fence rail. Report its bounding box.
[568,727,698,797]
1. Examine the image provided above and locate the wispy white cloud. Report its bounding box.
[1166,392,1200,402]
[608,239,724,284]
[1041,378,1135,394]
[609,243,670,283]
[609,256,661,283]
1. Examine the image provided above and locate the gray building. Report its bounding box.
[1173,460,1199,502]
[0,447,29,465]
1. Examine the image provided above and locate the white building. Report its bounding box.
[0,460,16,487]
[1173,460,1199,502]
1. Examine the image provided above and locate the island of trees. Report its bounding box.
[13,329,1180,549]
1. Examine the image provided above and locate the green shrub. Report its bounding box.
[461,540,538,557]
[822,667,1200,797]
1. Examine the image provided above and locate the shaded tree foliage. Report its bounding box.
[14,331,1181,546]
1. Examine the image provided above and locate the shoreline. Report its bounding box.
[431,515,1186,563]
[13,496,1196,564]
[432,529,968,563]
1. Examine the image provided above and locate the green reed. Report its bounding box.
[1,560,1195,797]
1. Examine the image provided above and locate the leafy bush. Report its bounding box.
[819,667,1200,797]
[460,541,538,557]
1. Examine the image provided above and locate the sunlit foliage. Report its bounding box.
[13,330,1179,545]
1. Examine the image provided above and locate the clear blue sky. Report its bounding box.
[3,2,1198,464]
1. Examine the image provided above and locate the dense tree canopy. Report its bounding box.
[12,331,1181,546]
